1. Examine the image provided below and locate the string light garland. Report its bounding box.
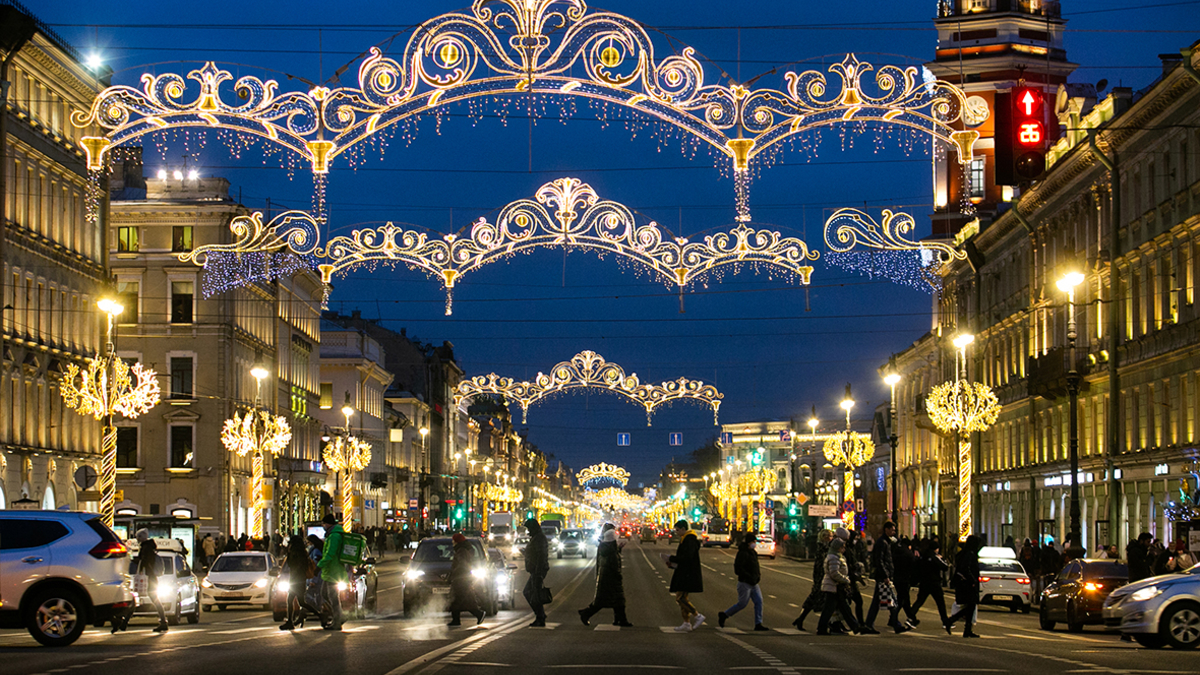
[926,380,1000,542]
[179,178,818,313]
[220,410,292,537]
[824,208,967,262]
[586,486,644,512]
[822,431,874,506]
[576,462,631,488]
[75,1,980,224]
[454,349,723,425]
[60,356,161,527]
[823,250,942,294]
[322,435,372,530]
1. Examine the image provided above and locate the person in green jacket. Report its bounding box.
[318,513,348,630]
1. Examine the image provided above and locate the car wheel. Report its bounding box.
[1161,601,1200,649]
[1133,633,1166,649]
[1065,602,1084,633]
[187,607,200,624]
[168,598,182,625]
[367,587,378,612]
[1021,602,1030,614]
[1038,604,1056,631]
[25,588,87,647]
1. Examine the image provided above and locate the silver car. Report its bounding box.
[1102,563,1200,649]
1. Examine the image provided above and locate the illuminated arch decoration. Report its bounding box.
[454,349,722,425]
[76,0,981,225]
[822,208,967,294]
[586,486,644,512]
[926,379,1000,542]
[221,410,292,538]
[577,462,631,488]
[179,177,817,314]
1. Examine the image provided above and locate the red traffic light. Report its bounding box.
[1017,121,1044,147]
[1015,88,1043,117]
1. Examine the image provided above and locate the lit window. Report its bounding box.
[117,226,139,252]
[170,425,194,468]
[172,226,193,252]
[171,281,193,323]
[320,382,333,409]
[117,281,138,323]
[969,158,985,198]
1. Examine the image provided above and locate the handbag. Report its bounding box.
[539,586,553,605]
[878,580,897,608]
[133,572,151,597]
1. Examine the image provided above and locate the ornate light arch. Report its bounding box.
[454,349,722,425]
[76,0,981,223]
[577,462,631,488]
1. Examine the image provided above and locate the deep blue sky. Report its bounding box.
[43,1,1199,485]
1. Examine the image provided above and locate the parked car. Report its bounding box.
[555,529,589,559]
[1103,562,1200,649]
[976,546,1032,613]
[270,547,378,621]
[126,551,201,625]
[402,537,497,616]
[1039,559,1127,631]
[199,551,277,611]
[487,547,518,610]
[0,510,133,646]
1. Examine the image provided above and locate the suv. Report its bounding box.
[0,510,133,646]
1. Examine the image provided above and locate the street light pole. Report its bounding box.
[884,363,901,524]
[839,385,855,506]
[1059,271,1085,556]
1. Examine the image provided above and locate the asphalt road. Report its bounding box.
[1,540,1186,674]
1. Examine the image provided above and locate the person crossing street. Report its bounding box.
[317,513,347,631]
[667,519,704,632]
[718,532,767,631]
[523,518,550,627]
[578,524,631,627]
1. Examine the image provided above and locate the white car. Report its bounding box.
[0,510,134,646]
[754,537,777,560]
[200,552,277,611]
[127,551,200,624]
[1102,563,1200,649]
[977,547,1033,613]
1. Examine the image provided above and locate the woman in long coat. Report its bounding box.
[577,527,632,626]
[792,529,835,630]
[447,534,485,626]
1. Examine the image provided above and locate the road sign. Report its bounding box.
[364,499,376,510]
[408,499,419,510]
[808,504,837,517]
[617,432,631,446]
[719,432,733,444]
[668,432,682,446]
[74,465,97,490]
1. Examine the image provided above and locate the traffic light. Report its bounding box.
[525,510,534,519]
[788,501,798,517]
[692,507,702,519]
[454,506,464,521]
[788,519,799,532]
[995,86,1047,185]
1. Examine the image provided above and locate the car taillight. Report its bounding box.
[1016,577,1031,584]
[90,541,128,559]
[978,576,991,583]
[1083,582,1104,592]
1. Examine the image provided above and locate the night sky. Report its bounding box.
[42,1,1200,485]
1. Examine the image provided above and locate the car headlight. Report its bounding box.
[254,578,270,589]
[1130,586,1163,602]
[471,568,487,580]
[276,581,290,594]
[336,581,348,592]
[201,578,213,588]
[405,569,425,580]
[495,573,507,584]
[156,583,175,601]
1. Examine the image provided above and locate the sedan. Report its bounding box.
[200,552,276,611]
[402,537,498,616]
[127,552,200,625]
[486,547,518,610]
[271,549,379,621]
[1103,562,1200,649]
[976,553,1032,613]
[555,529,589,559]
[1039,559,1128,631]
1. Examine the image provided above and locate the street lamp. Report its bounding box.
[884,362,901,522]
[1058,270,1085,556]
[341,392,355,431]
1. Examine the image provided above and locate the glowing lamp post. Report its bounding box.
[220,360,290,538]
[927,334,1000,542]
[823,384,874,516]
[61,298,161,527]
[1058,271,1085,555]
[883,365,901,522]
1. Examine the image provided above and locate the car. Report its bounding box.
[271,547,379,621]
[640,526,657,544]
[1039,559,1127,631]
[1103,562,1200,649]
[486,547,518,610]
[754,536,777,560]
[199,552,277,612]
[401,537,498,617]
[510,532,529,559]
[975,546,1032,613]
[0,510,134,647]
[126,551,201,625]
[487,524,514,545]
[555,529,589,559]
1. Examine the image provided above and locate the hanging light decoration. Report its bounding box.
[576,462,631,488]
[322,435,372,530]
[220,410,292,537]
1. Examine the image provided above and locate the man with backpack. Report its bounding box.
[318,514,348,630]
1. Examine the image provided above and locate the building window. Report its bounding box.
[320,382,333,409]
[116,226,139,252]
[170,425,194,468]
[291,385,308,417]
[172,226,193,252]
[171,281,193,323]
[116,426,138,468]
[170,356,194,399]
[969,158,985,198]
[117,281,138,323]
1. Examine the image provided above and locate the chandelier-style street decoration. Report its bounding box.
[576,462,631,488]
[220,410,292,538]
[322,435,372,530]
[60,356,161,527]
[823,432,875,506]
[586,486,642,512]
[927,379,1000,542]
[455,350,722,425]
[76,1,980,227]
[179,178,818,314]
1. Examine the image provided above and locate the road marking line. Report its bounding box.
[594,624,620,631]
[717,627,745,634]
[768,594,777,599]
[548,667,682,670]
[896,670,1008,673]
[772,627,802,635]
[213,626,277,635]
[787,603,799,608]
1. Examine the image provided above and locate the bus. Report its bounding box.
[702,517,731,548]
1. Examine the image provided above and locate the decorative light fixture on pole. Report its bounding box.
[883,360,902,522]
[822,384,874,515]
[927,334,1000,542]
[219,358,290,538]
[61,299,161,527]
[322,393,371,530]
[1058,270,1086,556]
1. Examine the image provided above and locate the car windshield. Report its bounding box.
[413,541,455,562]
[979,560,1024,574]
[211,555,267,573]
[487,549,504,565]
[127,553,174,575]
[489,526,509,533]
[1083,561,1128,580]
[561,530,583,540]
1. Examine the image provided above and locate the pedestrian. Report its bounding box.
[1150,539,1170,576]
[400,527,412,551]
[1166,539,1197,572]
[447,533,486,626]
[281,535,317,630]
[718,531,767,631]
[863,521,907,634]
[1003,535,1017,556]
[792,529,834,631]
[1126,532,1153,581]
[237,532,249,551]
[317,513,347,630]
[911,539,950,627]
[522,518,550,627]
[202,533,217,571]
[1106,544,1119,560]
[224,535,238,553]
[376,528,388,560]
[944,535,983,638]
[667,519,704,632]
[114,529,168,633]
[892,535,919,627]
[816,537,861,635]
[578,525,632,627]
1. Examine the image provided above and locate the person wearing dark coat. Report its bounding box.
[718,532,767,630]
[668,519,704,631]
[843,529,866,627]
[447,533,485,626]
[863,521,907,634]
[911,539,950,626]
[114,530,168,633]
[893,536,919,626]
[522,518,550,627]
[944,534,983,638]
[578,526,631,626]
[792,529,834,631]
[281,534,320,630]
